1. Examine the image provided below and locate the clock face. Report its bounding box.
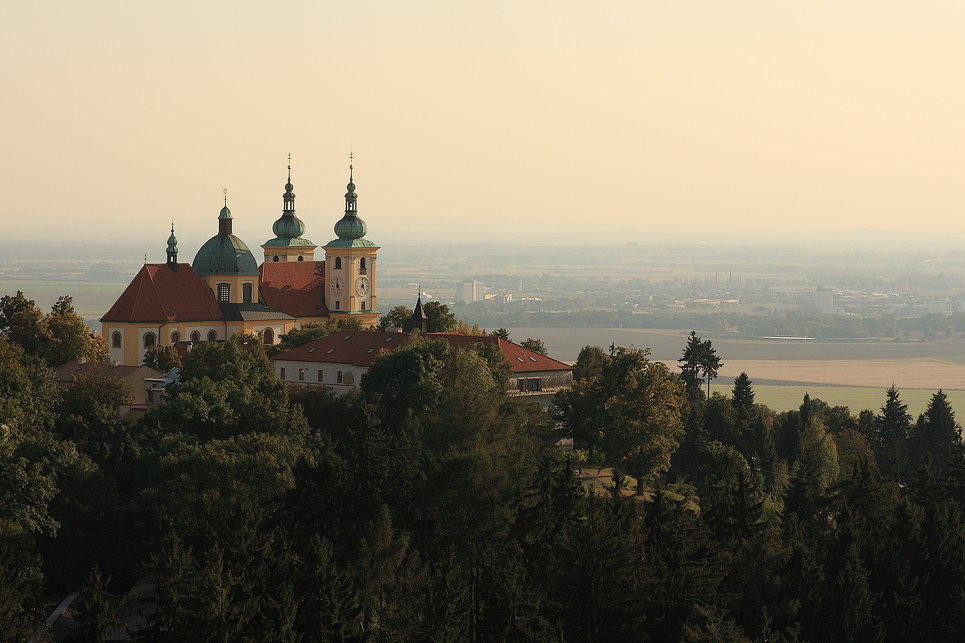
[331,276,344,296]
[355,276,370,296]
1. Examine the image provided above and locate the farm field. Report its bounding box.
[0,280,126,321]
[749,385,965,416]
[506,327,965,413]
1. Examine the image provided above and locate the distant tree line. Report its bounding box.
[458,305,965,340]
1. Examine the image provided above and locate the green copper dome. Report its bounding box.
[327,166,376,247]
[264,163,315,248]
[333,213,367,240]
[272,214,307,240]
[193,199,260,276]
[193,235,260,276]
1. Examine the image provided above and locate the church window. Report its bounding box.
[360,302,366,311]
[143,333,156,348]
[334,301,340,310]
[207,330,217,341]
[334,257,342,270]
[317,369,323,382]
[243,283,253,303]
[298,368,305,381]
[190,331,201,342]
[280,368,286,381]
[298,255,304,261]
[264,328,274,345]
[112,332,121,348]
[273,256,279,262]
[171,331,181,344]
[337,370,343,384]
[359,258,367,275]
[218,284,230,302]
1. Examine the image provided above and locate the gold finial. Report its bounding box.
[223,187,228,206]
[287,152,291,173]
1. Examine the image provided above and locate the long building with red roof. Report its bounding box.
[271,329,573,408]
[101,162,380,366]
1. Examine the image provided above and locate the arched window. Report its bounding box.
[112,332,122,348]
[359,257,367,274]
[334,257,342,270]
[273,255,279,262]
[297,255,304,261]
[171,331,181,344]
[207,330,217,341]
[190,331,201,342]
[143,333,156,348]
[243,283,253,304]
[263,328,274,345]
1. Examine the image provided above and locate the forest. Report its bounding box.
[2,291,965,642]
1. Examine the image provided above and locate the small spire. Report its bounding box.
[287,153,292,182]
[349,152,353,181]
[223,187,228,207]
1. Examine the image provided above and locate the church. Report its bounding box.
[101,162,379,366]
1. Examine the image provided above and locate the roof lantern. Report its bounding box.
[166,222,178,270]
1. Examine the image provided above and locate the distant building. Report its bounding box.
[455,280,479,303]
[101,161,380,366]
[815,286,834,312]
[54,360,163,421]
[272,329,573,409]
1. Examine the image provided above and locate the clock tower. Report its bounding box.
[323,161,379,327]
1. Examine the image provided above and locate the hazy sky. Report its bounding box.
[2,2,964,251]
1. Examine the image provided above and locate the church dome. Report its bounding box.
[263,163,315,248]
[333,172,367,240]
[334,212,367,240]
[193,235,260,276]
[272,213,306,240]
[193,198,260,276]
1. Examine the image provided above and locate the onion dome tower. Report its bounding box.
[193,191,261,303]
[324,156,379,321]
[166,223,178,271]
[262,156,316,262]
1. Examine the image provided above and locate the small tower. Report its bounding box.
[411,296,427,334]
[262,157,316,262]
[219,191,232,236]
[166,223,178,271]
[323,157,379,325]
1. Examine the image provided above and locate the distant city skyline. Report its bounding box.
[2,2,964,247]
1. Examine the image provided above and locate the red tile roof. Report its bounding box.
[100,264,222,323]
[273,330,572,374]
[55,361,162,383]
[426,333,572,373]
[259,261,329,318]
